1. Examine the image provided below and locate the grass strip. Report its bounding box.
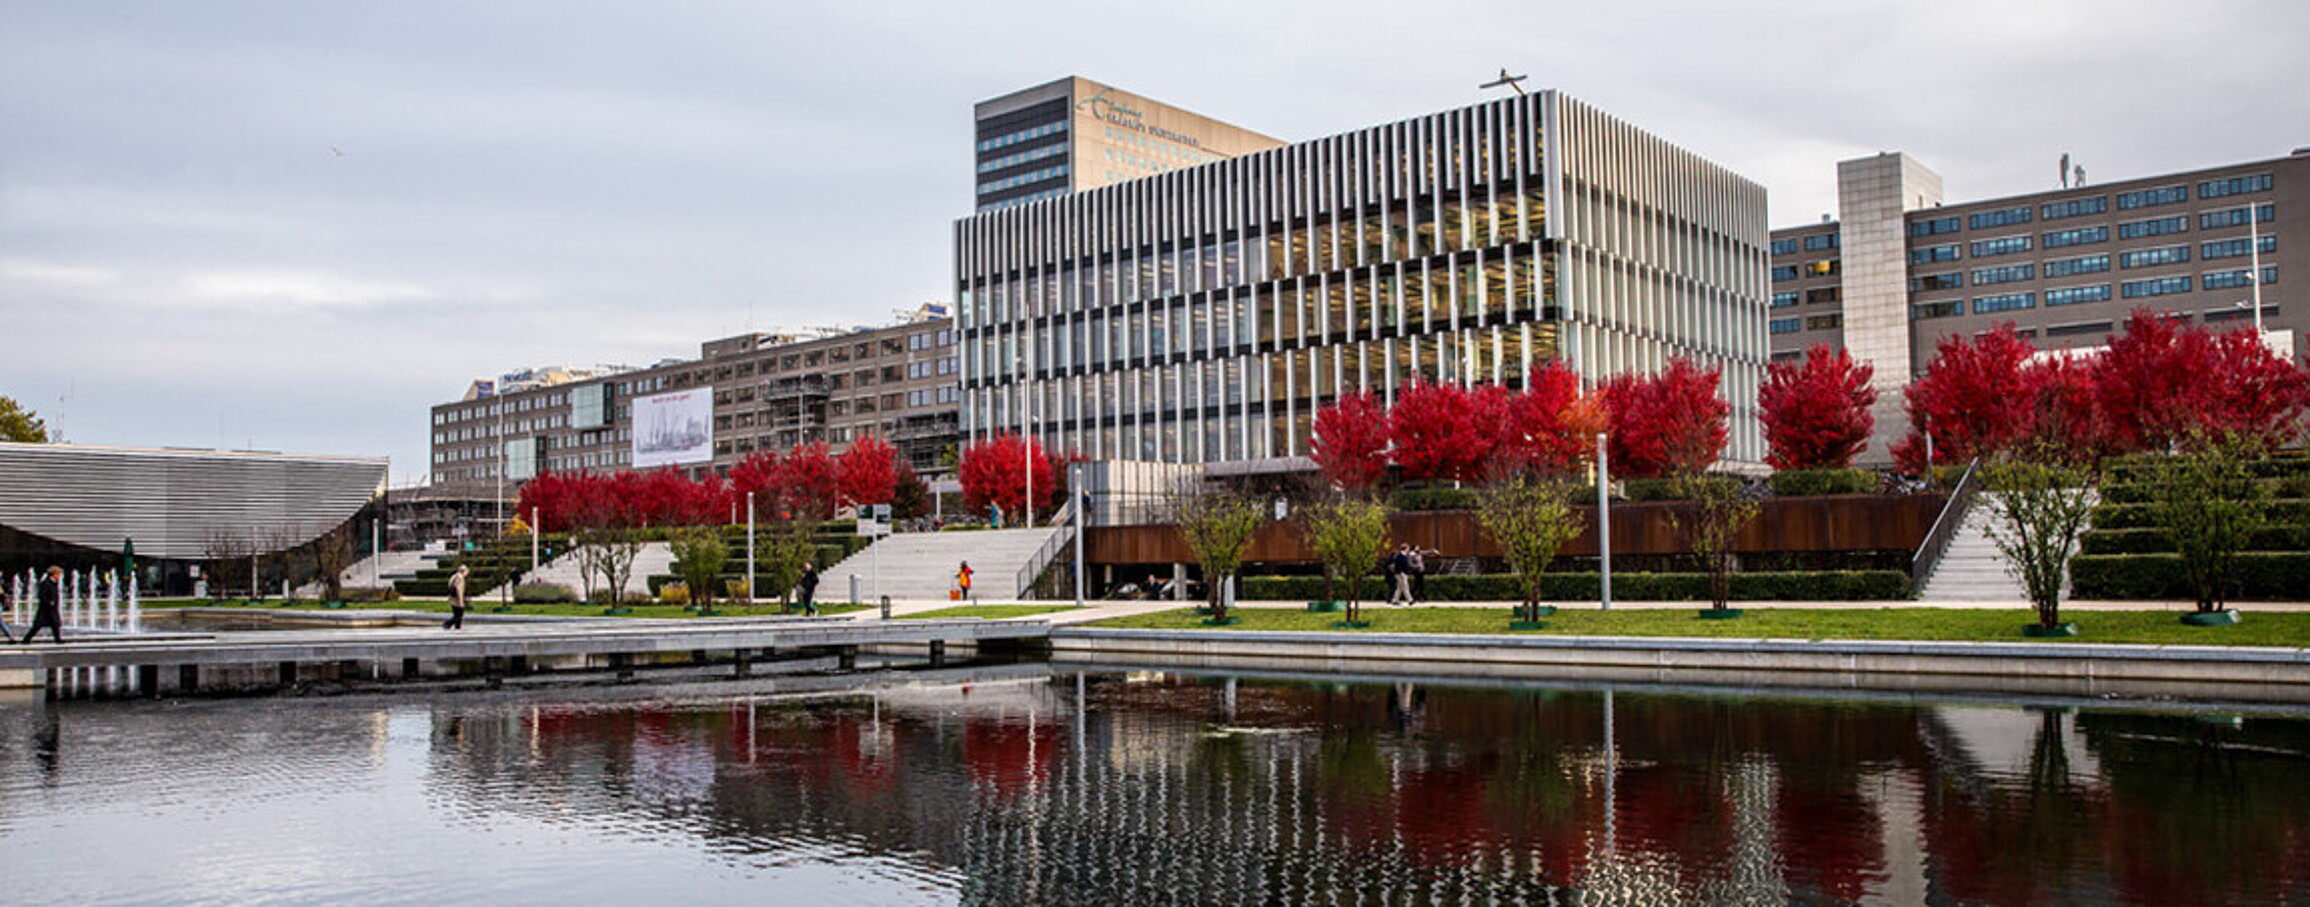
[1089,606,2310,648]
[899,605,1083,620]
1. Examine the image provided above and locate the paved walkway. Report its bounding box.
[832,595,2310,628]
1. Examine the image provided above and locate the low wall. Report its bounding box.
[1052,628,2310,706]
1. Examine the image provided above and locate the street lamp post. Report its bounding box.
[2249,203,2266,337]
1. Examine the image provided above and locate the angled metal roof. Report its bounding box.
[0,443,387,559]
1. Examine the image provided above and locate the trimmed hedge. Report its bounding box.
[1391,486,1476,512]
[2070,552,2310,600]
[1241,570,1909,602]
[2080,526,2305,555]
[513,582,576,603]
[1620,478,1687,501]
[1769,468,1877,497]
[2091,499,2310,530]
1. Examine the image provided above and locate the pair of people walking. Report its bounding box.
[10,565,66,644]
[1386,544,1430,606]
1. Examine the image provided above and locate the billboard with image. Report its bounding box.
[632,388,713,468]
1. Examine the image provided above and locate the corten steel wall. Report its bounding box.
[1086,493,1947,565]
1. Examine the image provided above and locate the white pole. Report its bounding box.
[2249,204,2265,336]
[1597,432,1612,612]
[129,571,140,633]
[531,506,541,573]
[106,568,118,630]
[745,492,756,606]
[1072,463,1086,607]
[371,519,382,589]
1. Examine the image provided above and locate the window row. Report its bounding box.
[976,120,1066,153]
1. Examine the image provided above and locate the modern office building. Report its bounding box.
[956,86,1772,469]
[0,442,387,593]
[974,77,1287,211]
[427,305,960,493]
[1770,150,2304,455]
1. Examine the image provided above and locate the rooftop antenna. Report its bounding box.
[1479,68,1528,97]
[2059,152,2070,188]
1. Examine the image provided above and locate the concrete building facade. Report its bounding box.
[1771,150,2305,456]
[957,88,1771,469]
[974,77,1287,211]
[427,307,960,493]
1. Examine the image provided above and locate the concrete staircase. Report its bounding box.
[478,542,676,600]
[1915,494,2026,603]
[298,549,448,597]
[817,528,1065,603]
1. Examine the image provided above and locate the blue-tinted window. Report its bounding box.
[1771,291,1799,308]
[1972,264,2036,285]
[1973,292,2035,315]
[2118,216,2188,239]
[1911,301,1962,320]
[1908,216,1961,237]
[2203,267,2277,290]
[975,120,1068,152]
[2120,246,2191,269]
[1771,265,1800,282]
[1769,317,1801,334]
[2199,173,2273,198]
[1909,272,1963,292]
[2199,203,2276,230]
[2041,196,2108,220]
[2202,236,2278,260]
[1969,206,2032,230]
[1770,238,1800,255]
[2121,276,2191,298]
[1804,233,1839,251]
[2117,185,2187,209]
[1970,235,2031,257]
[2044,254,2111,278]
[1910,244,1960,264]
[2044,284,2111,306]
[2044,225,2108,248]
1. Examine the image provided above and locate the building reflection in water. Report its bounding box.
[412,673,2310,904]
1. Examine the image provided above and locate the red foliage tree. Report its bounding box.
[958,433,1061,524]
[838,434,900,507]
[1603,357,1729,478]
[1310,390,1391,492]
[773,440,841,520]
[1759,344,1876,470]
[1504,361,1605,476]
[1891,325,2036,470]
[515,470,582,533]
[727,450,781,516]
[2023,353,2109,464]
[2091,310,2310,452]
[1389,381,1493,483]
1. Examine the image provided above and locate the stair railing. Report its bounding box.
[1013,523,1077,600]
[1910,457,1985,595]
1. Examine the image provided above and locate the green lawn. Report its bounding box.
[1090,606,2310,648]
[900,605,1085,620]
[145,598,867,619]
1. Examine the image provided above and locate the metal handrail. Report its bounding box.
[1013,522,1076,600]
[1910,457,1985,593]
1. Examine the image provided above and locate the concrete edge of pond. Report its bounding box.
[1047,627,2310,705]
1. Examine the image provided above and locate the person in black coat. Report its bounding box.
[21,565,64,644]
[797,562,820,616]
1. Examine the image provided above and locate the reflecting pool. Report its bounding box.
[3,670,2307,905]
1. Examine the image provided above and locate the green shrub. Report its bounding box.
[2080,526,2302,555]
[656,582,689,605]
[512,582,574,604]
[2092,499,2310,530]
[1391,486,1476,511]
[1620,478,1686,501]
[341,586,399,603]
[1769,468,1878,497]
[2070,552,2310,600]
[1241,570,1909,602]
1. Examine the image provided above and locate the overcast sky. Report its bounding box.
[4,0,2304,484]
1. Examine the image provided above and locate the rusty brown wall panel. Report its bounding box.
[1086,493,1947,564]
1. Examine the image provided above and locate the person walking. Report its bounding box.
[957,561,974,602]
[21,566,64,643]
[1387,545,1414,606]
[0,581,16,643]
[796,562,820,616]
[443,564,469,630]
[1408,545,1433,604]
